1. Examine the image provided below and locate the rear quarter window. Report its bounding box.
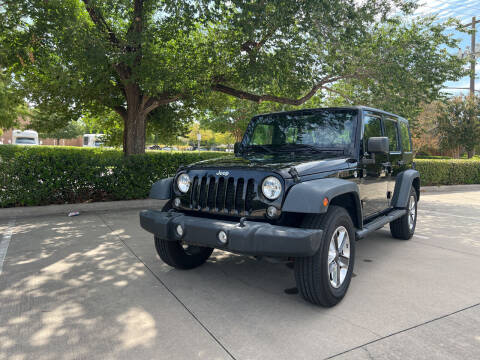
[399,122,411,152]
[384,118,399,152]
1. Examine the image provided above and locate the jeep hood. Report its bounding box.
[183,153,353,178]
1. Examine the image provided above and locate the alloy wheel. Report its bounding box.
[327,226,351,288]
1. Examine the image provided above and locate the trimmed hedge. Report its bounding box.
[415,159,480,186]
[1,145,479,207]
[0,145,229,207]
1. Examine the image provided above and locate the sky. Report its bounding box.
[414,0,480,95]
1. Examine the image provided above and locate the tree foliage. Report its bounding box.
[1,0,464,154]
[436,95,480,158]
[0,70,24,130]
[319,17,466,128]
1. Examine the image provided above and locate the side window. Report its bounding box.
[384,119,399,152]
[399,122,411,152]
[363,114,382,153]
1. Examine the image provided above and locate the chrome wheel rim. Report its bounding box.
[328,226,350,289]
[407,195,416,230]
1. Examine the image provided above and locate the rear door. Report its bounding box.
[383,116,401,205]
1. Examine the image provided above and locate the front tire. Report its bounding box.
[294,206,356,307]
[390,187,417,240]
[154,200,214,269]
[155,237,214,270]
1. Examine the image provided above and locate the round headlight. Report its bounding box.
[262,176,282,200]
[177,173,191,193]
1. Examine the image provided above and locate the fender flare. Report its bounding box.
[391,169,420,208]
[149,177,173,200]
[282,178,362,228]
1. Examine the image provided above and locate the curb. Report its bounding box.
[0,199,167,220]
[421,184,480,193]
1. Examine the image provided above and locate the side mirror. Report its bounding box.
[367,137,389,154]
[234,142,243,155]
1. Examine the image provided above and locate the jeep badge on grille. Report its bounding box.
[216,170,230,176]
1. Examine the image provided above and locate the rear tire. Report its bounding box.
[154,201,214,269]
[390,187,417,240]
[294,206,356,307]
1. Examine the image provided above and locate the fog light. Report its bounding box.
[266,206,279,218]
[176,224,184,237]
[218,230,228,244]
[174,197,181,207]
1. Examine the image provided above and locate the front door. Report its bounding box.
[358,112,389,219]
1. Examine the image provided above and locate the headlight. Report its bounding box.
[262,176,282,200]
[177,173,191,193]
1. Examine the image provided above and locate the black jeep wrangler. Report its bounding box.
[140,106,419,307]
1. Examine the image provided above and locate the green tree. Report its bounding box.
[321,17,466,129]
[0,70,24,130]
[2,1,463,154]
[436,95,480,158]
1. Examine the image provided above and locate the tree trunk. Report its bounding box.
[123,111,146,155]
[467,149,475,158]
[123,85,147,155]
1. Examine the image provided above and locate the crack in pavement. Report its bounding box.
[420,209,480,221]
[412,239,480,258]
[0,218,16,277]
[324,302,480,359]
[96,214,237,360]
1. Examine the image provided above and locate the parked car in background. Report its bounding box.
[12,130,39,145]
[83,134,105,147]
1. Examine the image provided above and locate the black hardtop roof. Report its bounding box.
[254,106,409,123]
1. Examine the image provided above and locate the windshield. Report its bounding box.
[244,109,357,153]
[15,137,36,144]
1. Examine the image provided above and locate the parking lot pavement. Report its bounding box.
[0,191,479,360]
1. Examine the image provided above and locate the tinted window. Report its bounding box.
[399,122,411,152]
[247,109,356,150]
[83,136,89,146]
[363,114,382,152]
[384,119,399,151]
[15,137,36,144]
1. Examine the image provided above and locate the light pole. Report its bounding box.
[197,132,201,150]
[459,17,480,95]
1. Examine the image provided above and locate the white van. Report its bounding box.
[12,130,39,145]
[83,134,104,147]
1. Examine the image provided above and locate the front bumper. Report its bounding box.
[139,210,323,257]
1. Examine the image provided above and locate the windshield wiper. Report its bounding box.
[279,144,346,154]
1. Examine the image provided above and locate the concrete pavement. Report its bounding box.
[0,191,479,359]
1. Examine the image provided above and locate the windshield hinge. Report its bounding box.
[289,167,300,183]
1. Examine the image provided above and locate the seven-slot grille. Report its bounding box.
[188,175,256,215]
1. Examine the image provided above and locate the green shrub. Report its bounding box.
[415,159,480,186]
[2,146,479,207]
[0,145,230,207]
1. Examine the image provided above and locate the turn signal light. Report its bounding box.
[323,197,329,207]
